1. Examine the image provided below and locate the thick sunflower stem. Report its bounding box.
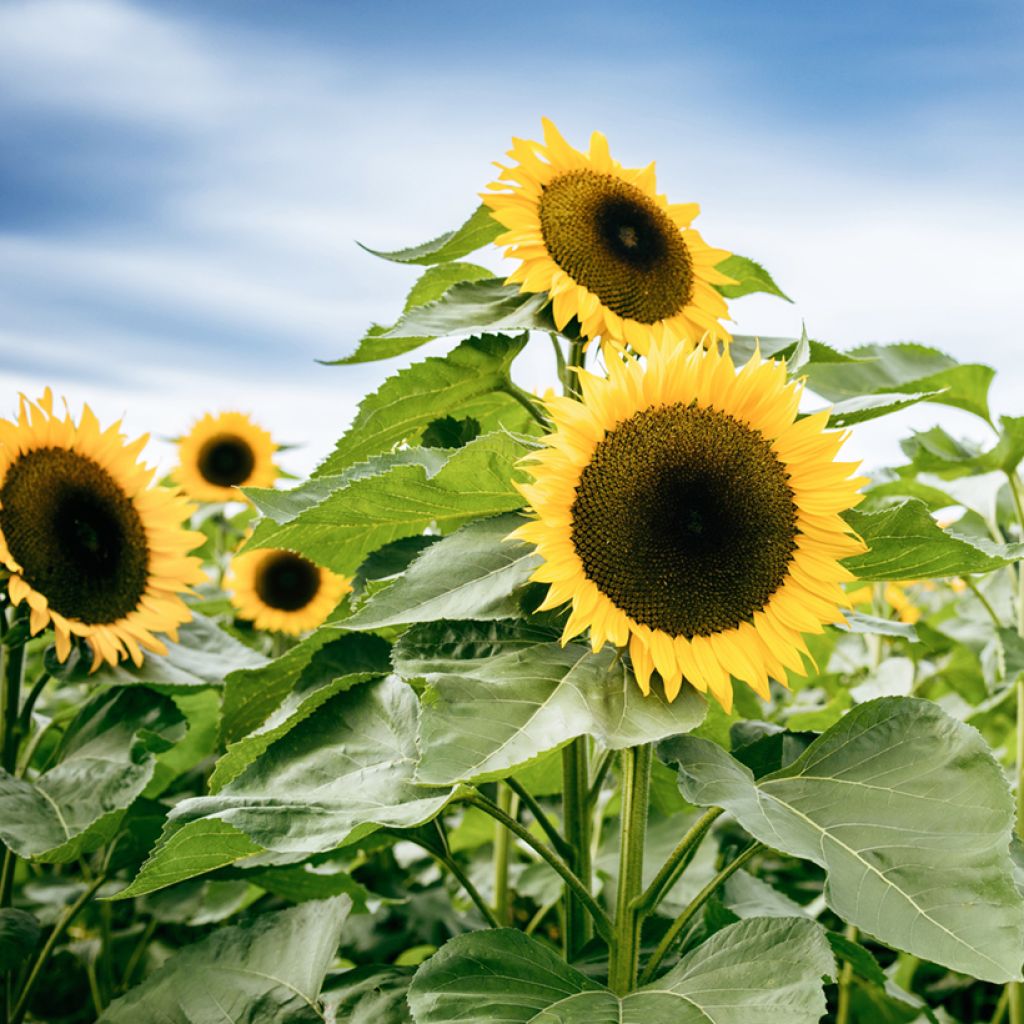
[493,783,515,926]
[561,739,592,958]
[835,923,859,1024]
[608,743,652,995]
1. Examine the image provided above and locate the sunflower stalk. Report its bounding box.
[608,743,652,994]
[492,783,515,926]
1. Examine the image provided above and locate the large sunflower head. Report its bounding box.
[483,118,735,356]
[175,411,277,502]
[228,547,351,636]
[0,391,205,670]
[511,343,867,713]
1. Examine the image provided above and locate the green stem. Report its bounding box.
[635,807,723,916]
[835,923,859,1024]
[440,850,502,930]
[993,985,1010,1024]
[608,744,652,995]
[505,778,572,858]
[16,673,49,738]
[493,783,515,926]
[502,383,552,429]
[121,918,157,991]
[586,749,614,807]
[11,875,106,1024]
[565,338,586,399]
[468,790,611,941]
[561,738,592,957]
[639,842,760,986]
[964,577,1003,629]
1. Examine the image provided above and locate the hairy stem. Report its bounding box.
[505,778,572,858]
[835,923,859,1024]
[493,783,515,926]
[608,744,652,995]
[635,807,723,916]
[561,738,593,957]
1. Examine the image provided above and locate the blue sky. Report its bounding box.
[1,0,1022,472]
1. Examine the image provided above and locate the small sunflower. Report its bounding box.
[175,411,277,502]
[511,342,867,712]
[0,391,205,669]
[483,118,734,355]
[228,548,351,635]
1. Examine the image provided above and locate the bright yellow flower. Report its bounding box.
[511,342,867,712]
[483,118,733,356]
[228,548,351,635]
[0,391,204,669]
[175,411,277,502]
[848,581,921,624]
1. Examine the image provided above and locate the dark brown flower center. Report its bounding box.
[570,403,798,637]
[0,448,149,623]
[254,551,321,612]
[197,434,255,488]
[538,169,693,324]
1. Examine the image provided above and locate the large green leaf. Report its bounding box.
[382,280,553,341]
[823,391,943,428]
[97,896,350,1023]
[659,697,1024,981]
[219,630,390,746]
[316,333,530,476]
[211,634,390,791]
[331,262,495,365]
[408,917,833,1023]
[250,432,530,576]
[0,909,40,972]
[0,687,183,862]
[359,204,501,265]
[344,513,540,630]
[120,678,455,896]
[714,254,792,302]
[398,620,705,786]
[87,613,266,691]
[844,499,1024,580]
[323,966,414,1024]
[804,342,994,421]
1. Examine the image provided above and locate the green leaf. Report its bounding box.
[844,499,1024,580]
[660,697,1024,981]
[0,908,41,972]
[804,342,995,422]
[87,613,266,690]
[839,611,919,641]
[344,514,540,630]
[721,870,809,920]
[0,687,183,862]
[398,620,705,786]
[244,865,380,910]
[323,965,415,1024]
[251,432,530,577]
[360,204,501,265]
[714,254,792,302]
[823,391,942,428]
[210,637,388,790]
[316,333,530,476]
[730,335,860,367]
[383,280,553,341]
[122,678,455,896]
[97,897,350,1023]
[329,263,495,365]
[408,917,833,1023]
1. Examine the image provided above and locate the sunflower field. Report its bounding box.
[2,119,1023,1024]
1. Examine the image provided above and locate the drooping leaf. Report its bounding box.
[730,334,860,367]
[97,897,350,1023]
[0,908,41,972]
[839,611,919,641]
[804,342,994,422]
[714,254,792,302]
[120,678,455,896]
[398,620,705,786]
[316,333,531,476]
[407,917,833,1023]
[359,204,501,265]
[383,280,553,341]
[0,687,184,863]
[344,514,540,630]
[823,391,943,428]
[659,697,1024,981]
[243,864,380,911]
[250,432,531,577]
[844,499,1024,580]
[87,613,266,691]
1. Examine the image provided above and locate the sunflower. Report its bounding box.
[175,411,277,502]
[511,343,867,712]
[483,118,734,356]
[228,548,351,635]
[0,391,205,670]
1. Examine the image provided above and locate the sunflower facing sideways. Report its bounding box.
[511,342,867,712]
[175,411,278,503]
[228,547,351,635]
[0,391,205,669]
[483,119,734,355]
